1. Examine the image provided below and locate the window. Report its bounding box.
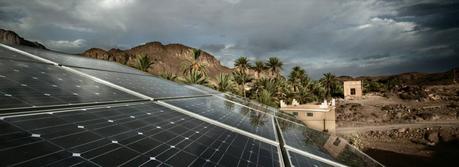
[307,113,313,117]
[350,88,356,95]
[292,112,298,116]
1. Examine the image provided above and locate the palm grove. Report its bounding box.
[135,48,344,107]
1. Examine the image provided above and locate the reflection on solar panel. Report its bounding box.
[277,118,382,167]
[0,59,141,112]
[216,94,304,124]
[164,96,277,141]
[0,45,43,63]
[188,84,223,95]
[0,45,382,166]
[75,67,208,99]
[13,45,149,76]
[0,102,281,166]
[288,151,333,167]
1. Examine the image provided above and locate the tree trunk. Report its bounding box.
[242,83,246,97]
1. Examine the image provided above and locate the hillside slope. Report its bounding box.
[81,42,232,79]
[0,29,47,49]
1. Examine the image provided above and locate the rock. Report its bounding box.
[0,29,47,49]
[398,128,407,133]
[439,129,454,142]
[81,42,231,79]
[426,131,439,143]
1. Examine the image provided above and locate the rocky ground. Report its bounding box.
[336,84,459,166]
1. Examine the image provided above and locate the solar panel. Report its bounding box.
[277,118,382,167]
[12,45,149,76]
[288,151,333,167]
[74,67,209,99]
[163,96,277,141]
[0,46,383,166]
[216,94,303,124]
[0,102,281,166]
[187,84,223,95]
[0,45,44,63]
[0,59,142,112]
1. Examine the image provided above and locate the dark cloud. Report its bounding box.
[201,44,226,53]
[396,1,459,30]
[0,0,458,79]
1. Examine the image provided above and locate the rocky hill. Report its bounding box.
[0,29,47,49]
[338,68,459,86]
[81,42,232,79]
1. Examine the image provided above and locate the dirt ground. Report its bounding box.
[335,84,459,166]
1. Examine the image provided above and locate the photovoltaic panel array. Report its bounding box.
[13,45,149,76]
[163,96,277,141]
[0,102,281,167]
[74,67,208,99]
[0,44,383,166]
[0,58,141,112]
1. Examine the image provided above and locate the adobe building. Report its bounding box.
[280,99,336,133]
[343,80,363,100]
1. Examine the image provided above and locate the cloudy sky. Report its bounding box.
[1,0,458,78]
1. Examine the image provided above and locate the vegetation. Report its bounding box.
[234,56,251,73]
[182,70,208,85]
[266,57,283,77]
[252,60,266,79]
[233,70,252,97]
[215,74,234,92]
[135,54,153,72]
[181,49,207,76]
[160,72,178,81]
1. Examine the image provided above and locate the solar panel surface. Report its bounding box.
[288,151,333,167]
[0,102,281,167]
[0,45,383,167]
[0,59,141,112]
[0,45,43,63]
[164,96,277,141]
[12,45,149,76]
[277,118,382,167]
[75,67,209,99]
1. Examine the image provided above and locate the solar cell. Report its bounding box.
[75,67,209,99]
[12,45,149,76]
[163,96,277,141]
[0,102,281,166]
[0,59,141,112]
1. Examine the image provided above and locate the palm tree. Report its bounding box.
[135,54,153,72]
[160,72,178,81]
[266,57,283,78]
[216,73,234,92]
[183,70,208,85]
[320,72,337,100]
[181,48,207,76]
[288,66,308,92]
[234,56,251,73]
[233,70,252,97]
[252,60,265,79]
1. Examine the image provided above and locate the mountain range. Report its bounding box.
[0,28,457,85]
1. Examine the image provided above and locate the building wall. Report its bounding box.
[283,108,336,133]
[343,80,363,99]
